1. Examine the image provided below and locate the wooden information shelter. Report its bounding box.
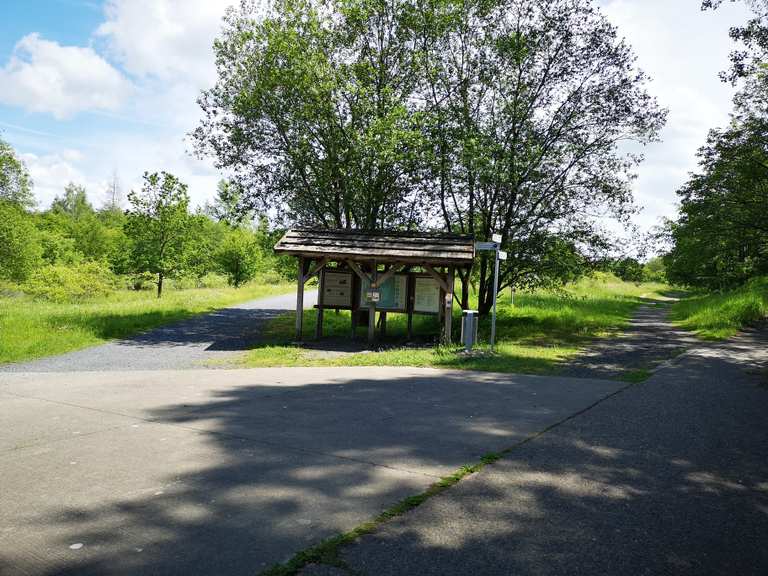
[274,228,475,345]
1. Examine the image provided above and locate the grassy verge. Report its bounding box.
[670,276,768,340]
[237,274,668,375]
[0,278,293,365]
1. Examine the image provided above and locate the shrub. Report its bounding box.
[25,261,117,303]
[0,200,42,282]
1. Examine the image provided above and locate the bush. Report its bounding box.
[0,200,42,282]
[25,261,117,303]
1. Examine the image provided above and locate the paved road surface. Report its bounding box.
[328,327,768,576]
[0,291,315,372]
[0,367,624,575]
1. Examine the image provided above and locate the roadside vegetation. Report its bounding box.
[671,276,768,339]
[237,274,668,374]
[0,277,292,365]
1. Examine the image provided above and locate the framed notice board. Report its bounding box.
[359,274,407,311]
[321,270,354,308]
[413,276,441,314]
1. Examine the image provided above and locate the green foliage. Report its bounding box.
[24,261,117,303]
[216,227,262,287]
[195,0,665,314]
[671,276,768,339]
[0,137,34,209]
[204,179,251,226]
[50,183,93,220]
[0,280,294,364]
[125,172,193,297]
[240,274,668,374]
[665,78,768,289]
[643,257,667,283]
[0,200,42,282]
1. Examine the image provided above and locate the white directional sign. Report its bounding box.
[498,250,508,261]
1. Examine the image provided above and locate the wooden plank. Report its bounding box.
[276,245,475,263]
[287,228,472,242]
[444,266,454,344]
[346,260,372,283]
[423,264,449,292]
[295,257,305,341]
[279,238,474,254]
[279,235,474,247]
[302,258,327,283]
[315,264,325,339]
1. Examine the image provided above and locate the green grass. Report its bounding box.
[671,276,768,340]
[0,278,293,365]
[238,274,668,375]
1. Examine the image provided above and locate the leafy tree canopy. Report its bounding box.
[125,172,193,297]
[0,137,34,209]
[195,0,666,313]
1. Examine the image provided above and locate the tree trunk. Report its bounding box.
[157,272,164,298]
[459,270,470,310]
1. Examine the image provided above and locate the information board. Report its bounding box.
[322,271,354,307]
[359,275,407,311]
[413,277,441,314]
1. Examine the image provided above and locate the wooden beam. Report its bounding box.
[295,256,305,341]
[368,264,377,346]
[423,264,449,292]
[346,260,372,284]
[444,266,454,344]
[315,267,325,339]
[302,258,328,283]
[375,263,405,287]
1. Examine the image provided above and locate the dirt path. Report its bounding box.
[559,300,699,381]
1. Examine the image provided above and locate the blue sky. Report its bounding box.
[0,0,754,232]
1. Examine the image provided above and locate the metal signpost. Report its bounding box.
[475,234,506,351]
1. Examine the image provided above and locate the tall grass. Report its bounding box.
[671,276,768,340]
[0,278,293,365]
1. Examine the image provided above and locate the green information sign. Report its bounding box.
[359,275,407,310]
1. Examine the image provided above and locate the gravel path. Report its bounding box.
[322,326,768,576]
[560,300,699,380]
[1,291,315,372]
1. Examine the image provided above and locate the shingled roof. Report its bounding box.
[274,228,475,266]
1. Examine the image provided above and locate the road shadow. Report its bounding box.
[3,370,618,575]
[338,330,768,575]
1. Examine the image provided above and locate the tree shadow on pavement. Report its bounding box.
[5,329,768,576]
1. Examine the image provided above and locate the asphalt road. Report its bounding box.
[331,328,768,576]
[0,291,316,372]
[0,367,624,575]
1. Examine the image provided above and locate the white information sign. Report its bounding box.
[322,271,353,307]
[413,277,441,314]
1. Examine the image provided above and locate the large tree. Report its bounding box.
[665,78,768,288]
[415,0,665,311]
[194,0,426,229]
[0,137,34,209]
[125,172,192,297]
[195,0,665,313]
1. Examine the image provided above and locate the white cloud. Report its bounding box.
[21,150,98,206]
[600,0,752,230]
[0,33,132,120]
[96,0,234,87]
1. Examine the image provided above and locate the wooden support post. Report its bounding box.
[444,266,454,344]
[407,273,414,341]
[315,268,325,339]
[380,311,387,338]
[295,257,305,341]
[368,264,377,346]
